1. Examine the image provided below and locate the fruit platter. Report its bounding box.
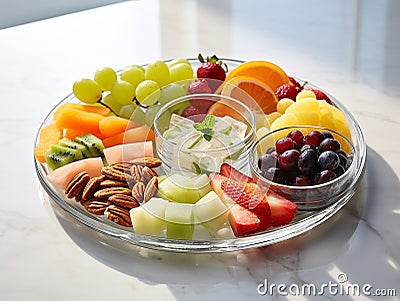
[34,55,366,253]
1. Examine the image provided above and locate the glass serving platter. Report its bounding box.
[34,58,366,253]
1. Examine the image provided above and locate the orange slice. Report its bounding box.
[225,61,291,91]
[221,76,279,114]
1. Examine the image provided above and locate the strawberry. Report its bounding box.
[306,88,333,105]
[228,204,260,237]
[197,53,228,92]
[187,80,214,111]
[209,173,228,197]
[221,180,272,230]
[289,76,301,88]
[275,83,300,100]
[266,190,297,227]
[181,105,207,120]
[188,80,212,95]
[219,163,253,183]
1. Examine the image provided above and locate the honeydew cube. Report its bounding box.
[158,173,211,204]
[130,197,168,236]
[193,191,229,233]
[165,202,194,240]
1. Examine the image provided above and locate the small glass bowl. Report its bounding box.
[250,126,359,210]
[153,93,256,175]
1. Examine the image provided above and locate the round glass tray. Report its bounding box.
[34,58,366,253]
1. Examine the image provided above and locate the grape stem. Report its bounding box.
[97,98,118,116]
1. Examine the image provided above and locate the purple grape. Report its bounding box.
[264,167,286,184]
[278,149,300,170]
[318,151,340,170]
[321,131,333,139]
[319,138,341,153]
[314,170,336,184]
[334,165,345,177]
[338,151,349,168]
[287,130,304,149]
[294,175,312,186]
[276,137,297,154]
[304,131,324,147]
[298,148,318,175]
[258,153,277,173]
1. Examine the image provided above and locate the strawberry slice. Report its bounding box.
[221,180,272,230]
[228,204,260,237]
[219,163,254,183]
[266,190,297,227]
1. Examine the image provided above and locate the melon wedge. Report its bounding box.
[34,123,62,163]
[46,157,104,190]
[102,125,155,148]
[103,141,154,164]
[53,103,110,120]
[98,116,140,138]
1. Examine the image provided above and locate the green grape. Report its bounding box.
[119,103,146,124]
[169,63,193,83]
[128,64,145,72]
[120,66,145,91]
[111,80,135,105]
[144,104,162,127]
[101,93,122,115]
[136,80,161,106]
[145,60,170,87]
[94,67,117,91]
[168,58,191,68]
[73,78,102,104]
[158,83,187,106]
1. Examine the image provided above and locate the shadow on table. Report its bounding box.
[49,146,399,288]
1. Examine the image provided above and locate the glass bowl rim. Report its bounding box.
[249,125,357,191]
[153,93,256,154]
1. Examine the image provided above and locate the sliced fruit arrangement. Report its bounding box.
[35,54,355,241]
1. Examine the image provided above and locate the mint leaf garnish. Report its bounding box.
[192,162,202,175]
[193,114,215,142]
[220,125,232,135]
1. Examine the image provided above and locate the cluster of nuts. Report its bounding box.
[64,157,162,227]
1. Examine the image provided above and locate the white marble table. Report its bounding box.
[1,1,400,300]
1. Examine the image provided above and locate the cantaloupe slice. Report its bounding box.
[103,141,154,164]
[46,157,104,190]
[102,125,155,148]
[53,103,110,120]
[34,123,63,163]
[54,107,105,135]
[98,116,140,138]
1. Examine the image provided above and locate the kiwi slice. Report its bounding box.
[50,145,83,161]
[58,138,91,158]
[75,133,105,158]
[44,151,76,171]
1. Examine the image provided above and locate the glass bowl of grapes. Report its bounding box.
[250,125,362,210]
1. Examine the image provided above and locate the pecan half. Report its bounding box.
[130,164,144,183]
[65,172,90,199]
[143,176,158,202]
[81,175,105,201]
[83,198,111,215]
[104,205,132,227]
[142,166,158,184]
[129,157,162,168]
[98,179,129,189]
[131,181,145,203]
[101,166,134,182]
[94,187,132,198]
[109,161,134,174]
[109,194,139,209]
